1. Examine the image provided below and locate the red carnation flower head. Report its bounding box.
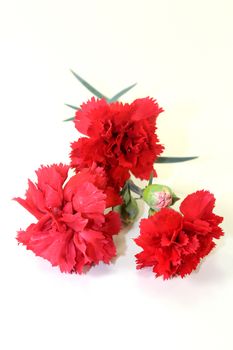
[63,162,122,208]
[135,190,224,279]
[14,163,121,274]
[70,97,164,189]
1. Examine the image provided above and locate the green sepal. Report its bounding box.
[172,194,180,205]
[148,208,157,217]
[115,182,139,224]
[121,184,131,205]
[114,197,139,225]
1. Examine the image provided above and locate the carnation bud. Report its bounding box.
[113,182,139,224]
[113,198,139,224]
[143,184,179,211]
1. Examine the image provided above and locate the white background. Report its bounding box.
[0,1,233,349]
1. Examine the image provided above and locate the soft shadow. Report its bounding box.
[135,255,230,306]
[113,224,132,260]
[86,262,115,277]
[113,197,145,261]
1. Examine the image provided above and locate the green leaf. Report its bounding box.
[63,117,75,122]
[65,103,79,110]
[108,83,137,103]
[156,156,198,163]
[70,70,108,100]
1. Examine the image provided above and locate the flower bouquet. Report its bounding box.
[14,71,224,279]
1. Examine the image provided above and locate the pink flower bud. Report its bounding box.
[143,184,179,211]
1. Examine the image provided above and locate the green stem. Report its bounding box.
[148,172,153,186]
[127,180,143,197]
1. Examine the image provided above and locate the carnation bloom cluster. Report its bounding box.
[15,75,224,279]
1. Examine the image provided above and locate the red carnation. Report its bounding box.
[14,164,121,273]
[70,97,164,189]
[135,190,224,279]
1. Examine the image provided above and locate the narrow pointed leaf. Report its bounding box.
[156,156,198,163]
[70,70,108,100]
[63,117,75,122]
[65,103,79,110]
[109,83,137,103]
